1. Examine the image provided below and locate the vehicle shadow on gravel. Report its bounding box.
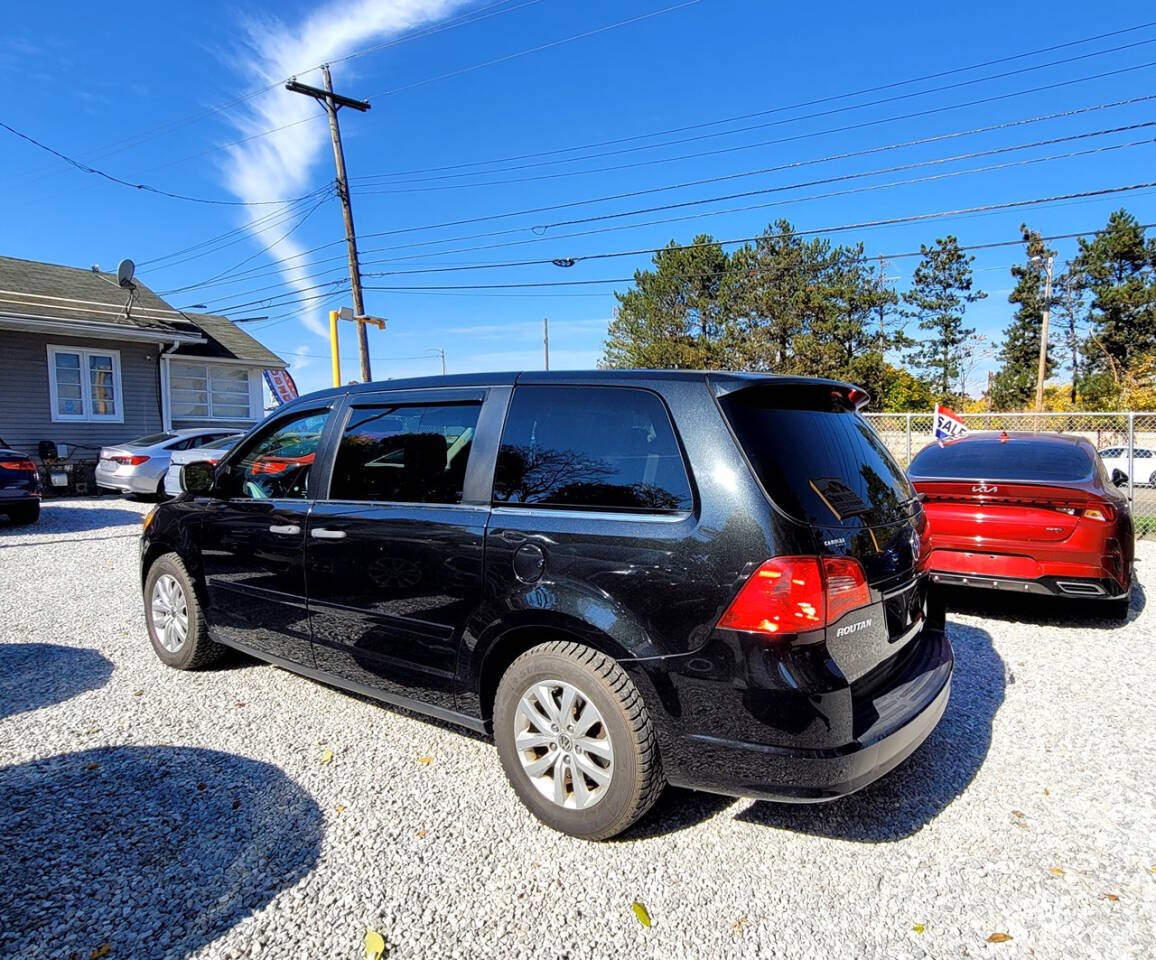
[0,503,145,536]
[627,622,1004,842]
[0,746,321,960]
[940,582,1146,630]
[0,643,114,720]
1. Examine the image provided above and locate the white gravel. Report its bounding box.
[1,497,1154,960]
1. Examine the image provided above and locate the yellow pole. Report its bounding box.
[329,310,341,387]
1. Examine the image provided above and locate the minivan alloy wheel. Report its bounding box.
[150,573,188,652]
[515,680,614,810]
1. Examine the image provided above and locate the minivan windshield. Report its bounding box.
[909,437,1094,483]
[720,390,914,528]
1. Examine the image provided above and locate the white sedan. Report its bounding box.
[163,434,244,496]
[1097,446,1156,485]
[96,429,242,498]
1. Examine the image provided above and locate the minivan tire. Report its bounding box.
[493,641,664,840]
[144,553,225,670]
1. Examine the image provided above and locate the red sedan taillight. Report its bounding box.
[111,455,150,466]
[0,459,36,471]
[718,556,871,636]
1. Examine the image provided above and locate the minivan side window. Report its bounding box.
[328,402,481,505]
[224,410,328,501]
[493,385,693,512]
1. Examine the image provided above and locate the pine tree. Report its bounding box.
[601,236,731,369]
[989,225,1056,410]
[1070,209,1156,387]
[901,236,985,402]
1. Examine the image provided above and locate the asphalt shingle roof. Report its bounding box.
[0,255,284,368]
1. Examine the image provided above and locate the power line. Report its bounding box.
[185,129,1155,307]
[353,26,1156,182]
[157,193,335,295]
[152,59,1156,295]
[200,181,1156,315]
[0,121,325,206]
[367,0,702,97]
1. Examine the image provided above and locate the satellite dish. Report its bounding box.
[116,258,136,288]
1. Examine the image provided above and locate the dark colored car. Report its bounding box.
[908,432,1133,616]
[0,437,40,525]
[139,371,950,839]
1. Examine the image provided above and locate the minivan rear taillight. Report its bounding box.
[718,556,871,636]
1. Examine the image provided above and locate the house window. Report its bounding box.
[170,362,255,420]
[46,346,123,422]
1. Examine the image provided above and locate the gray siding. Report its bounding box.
[0,331,163,461]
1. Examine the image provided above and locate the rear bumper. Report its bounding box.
[930,570,1129,600]
[0,489,39,509]
[636,627,953,802]
[928,547,1131,598]
[95,462,162,494]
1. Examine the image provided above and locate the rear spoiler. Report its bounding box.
[709,375,870,411]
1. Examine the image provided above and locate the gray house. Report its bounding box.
[0,255,287,491]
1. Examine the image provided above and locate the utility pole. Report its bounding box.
[543,316,550,370]
[286,67,373,382]
[1033,255,1054,412]
[438,347,446,376]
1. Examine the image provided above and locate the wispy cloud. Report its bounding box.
[222,0,471,337]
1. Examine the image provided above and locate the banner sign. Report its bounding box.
[933,404,968,442]
[264,369,299,406]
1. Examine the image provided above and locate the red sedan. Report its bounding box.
[908,432,1133,616]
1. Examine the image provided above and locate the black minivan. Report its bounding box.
[140,371,951,839]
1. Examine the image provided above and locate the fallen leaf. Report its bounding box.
[320,748,333,765]
[912,923,925,935]
[196,782,206,792]
[416,829,427,839]
[364,928,386,960]
[232,799,241,811]
[133,689,144,697]
[731,915,749,933]
[632,901,652,928]
[987,933,1012,943]
[1043,787,1050,796]
[336,804,346,814]
[1050,867,1065,876]
[90,944,111,960]
[416,756,433,766]
[1101,893,1119,902]
[85,762,99,771]
[1011,810,1025,819]
[234,701,246,708]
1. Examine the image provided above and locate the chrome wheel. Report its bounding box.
[150,573,188,653]
[514,680,614,810]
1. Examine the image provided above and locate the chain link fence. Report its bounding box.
[862,411,1156,537]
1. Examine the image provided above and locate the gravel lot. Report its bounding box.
[1,498,1154,960]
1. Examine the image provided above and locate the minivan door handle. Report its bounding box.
[310,528,347,540]
[268,524,301,535]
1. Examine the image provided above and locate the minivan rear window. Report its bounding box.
[909,438,1094,482]
[493,385,693,512]
[719,390,914,528]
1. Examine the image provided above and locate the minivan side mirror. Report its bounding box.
[181,460,217,496]
[1110,467,1127,487]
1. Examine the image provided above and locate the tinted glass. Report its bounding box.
[493,386,692,511]
[909,438,1094,483]
[226,410,328,500]
[329,403,481,504]
[720,390,914,527]
[131,432,176,446]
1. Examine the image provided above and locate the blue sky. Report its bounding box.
[2,0,1154,398]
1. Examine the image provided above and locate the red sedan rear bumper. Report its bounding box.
[927,547,1130,599]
